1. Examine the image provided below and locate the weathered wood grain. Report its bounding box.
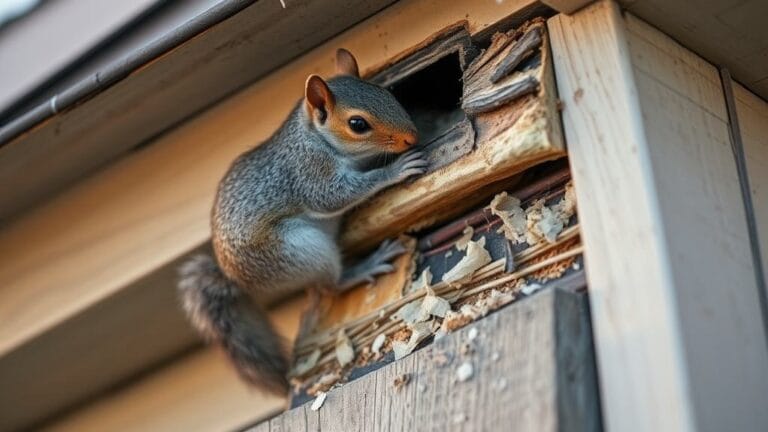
[251,288,600,432]
[734,83,768,288]
[549,2,768,431]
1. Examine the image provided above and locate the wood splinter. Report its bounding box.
[490,26,543,83]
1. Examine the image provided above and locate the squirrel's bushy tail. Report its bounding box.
[178,254,289,394]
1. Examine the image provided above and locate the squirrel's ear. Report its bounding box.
[335,48,360,77]
[305,75,335,122]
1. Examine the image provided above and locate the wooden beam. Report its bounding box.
[549,2,768,431]
[252,288,600,432]
[0,0,545,430]
[734,83,768,286]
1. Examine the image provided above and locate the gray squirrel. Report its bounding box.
[178,49,427,394]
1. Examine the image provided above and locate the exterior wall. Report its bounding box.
[550,2,768,431]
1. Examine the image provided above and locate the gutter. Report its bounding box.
[0,0,255,145]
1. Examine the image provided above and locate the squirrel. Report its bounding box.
[177,49,427,394]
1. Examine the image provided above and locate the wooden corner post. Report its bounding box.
[548,1,768,431]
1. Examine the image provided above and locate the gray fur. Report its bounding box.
[177,74,426,394]
[178,255,289,393]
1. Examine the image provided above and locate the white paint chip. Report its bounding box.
[335,330,355,367]
[467,327,479,341]
[310,391,327,411]
[371,334,386,354]
[392,321,434,360]
[521,283,543,296]
[456,361,474,382]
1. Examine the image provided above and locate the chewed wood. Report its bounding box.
[342,23,565,254]
[252,288,600,432]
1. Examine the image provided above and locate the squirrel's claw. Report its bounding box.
[391,150,429,183]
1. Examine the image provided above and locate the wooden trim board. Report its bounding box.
[549,2,768,431]
[251,288,600,432]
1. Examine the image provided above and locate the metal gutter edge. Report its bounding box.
[0,0,256,146]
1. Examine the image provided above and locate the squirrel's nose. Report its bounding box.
[402,131,418,147]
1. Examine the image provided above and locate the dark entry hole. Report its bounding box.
[388,52,465,145]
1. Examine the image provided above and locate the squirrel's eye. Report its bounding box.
[348,116,371,134]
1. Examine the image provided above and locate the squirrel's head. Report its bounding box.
[304,49,418,156]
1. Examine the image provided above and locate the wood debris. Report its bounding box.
[406,267,433,294]
[421,293,451,318]
[307,372,342,396]
[393,373,411,391]
[393,321,435,360]
[393,300,430,325]
[521,283,543,296]
[462,21,545,115]
[291,349,321,377]
[455,226,474,251]
[456,361,474,382]
[489,192,527,244]
[335,330,355,367]
[489,181,577,246]
[289,183,582,398]
[310,391,327,411]
[442,237,492,283]
[371,334,386,354]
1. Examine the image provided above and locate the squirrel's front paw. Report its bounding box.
[390,150,429,184]
[338,239,408,290]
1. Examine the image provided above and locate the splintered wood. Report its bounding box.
[342,18,564,254]
[290,177,582,398]
[289,18,573,402]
